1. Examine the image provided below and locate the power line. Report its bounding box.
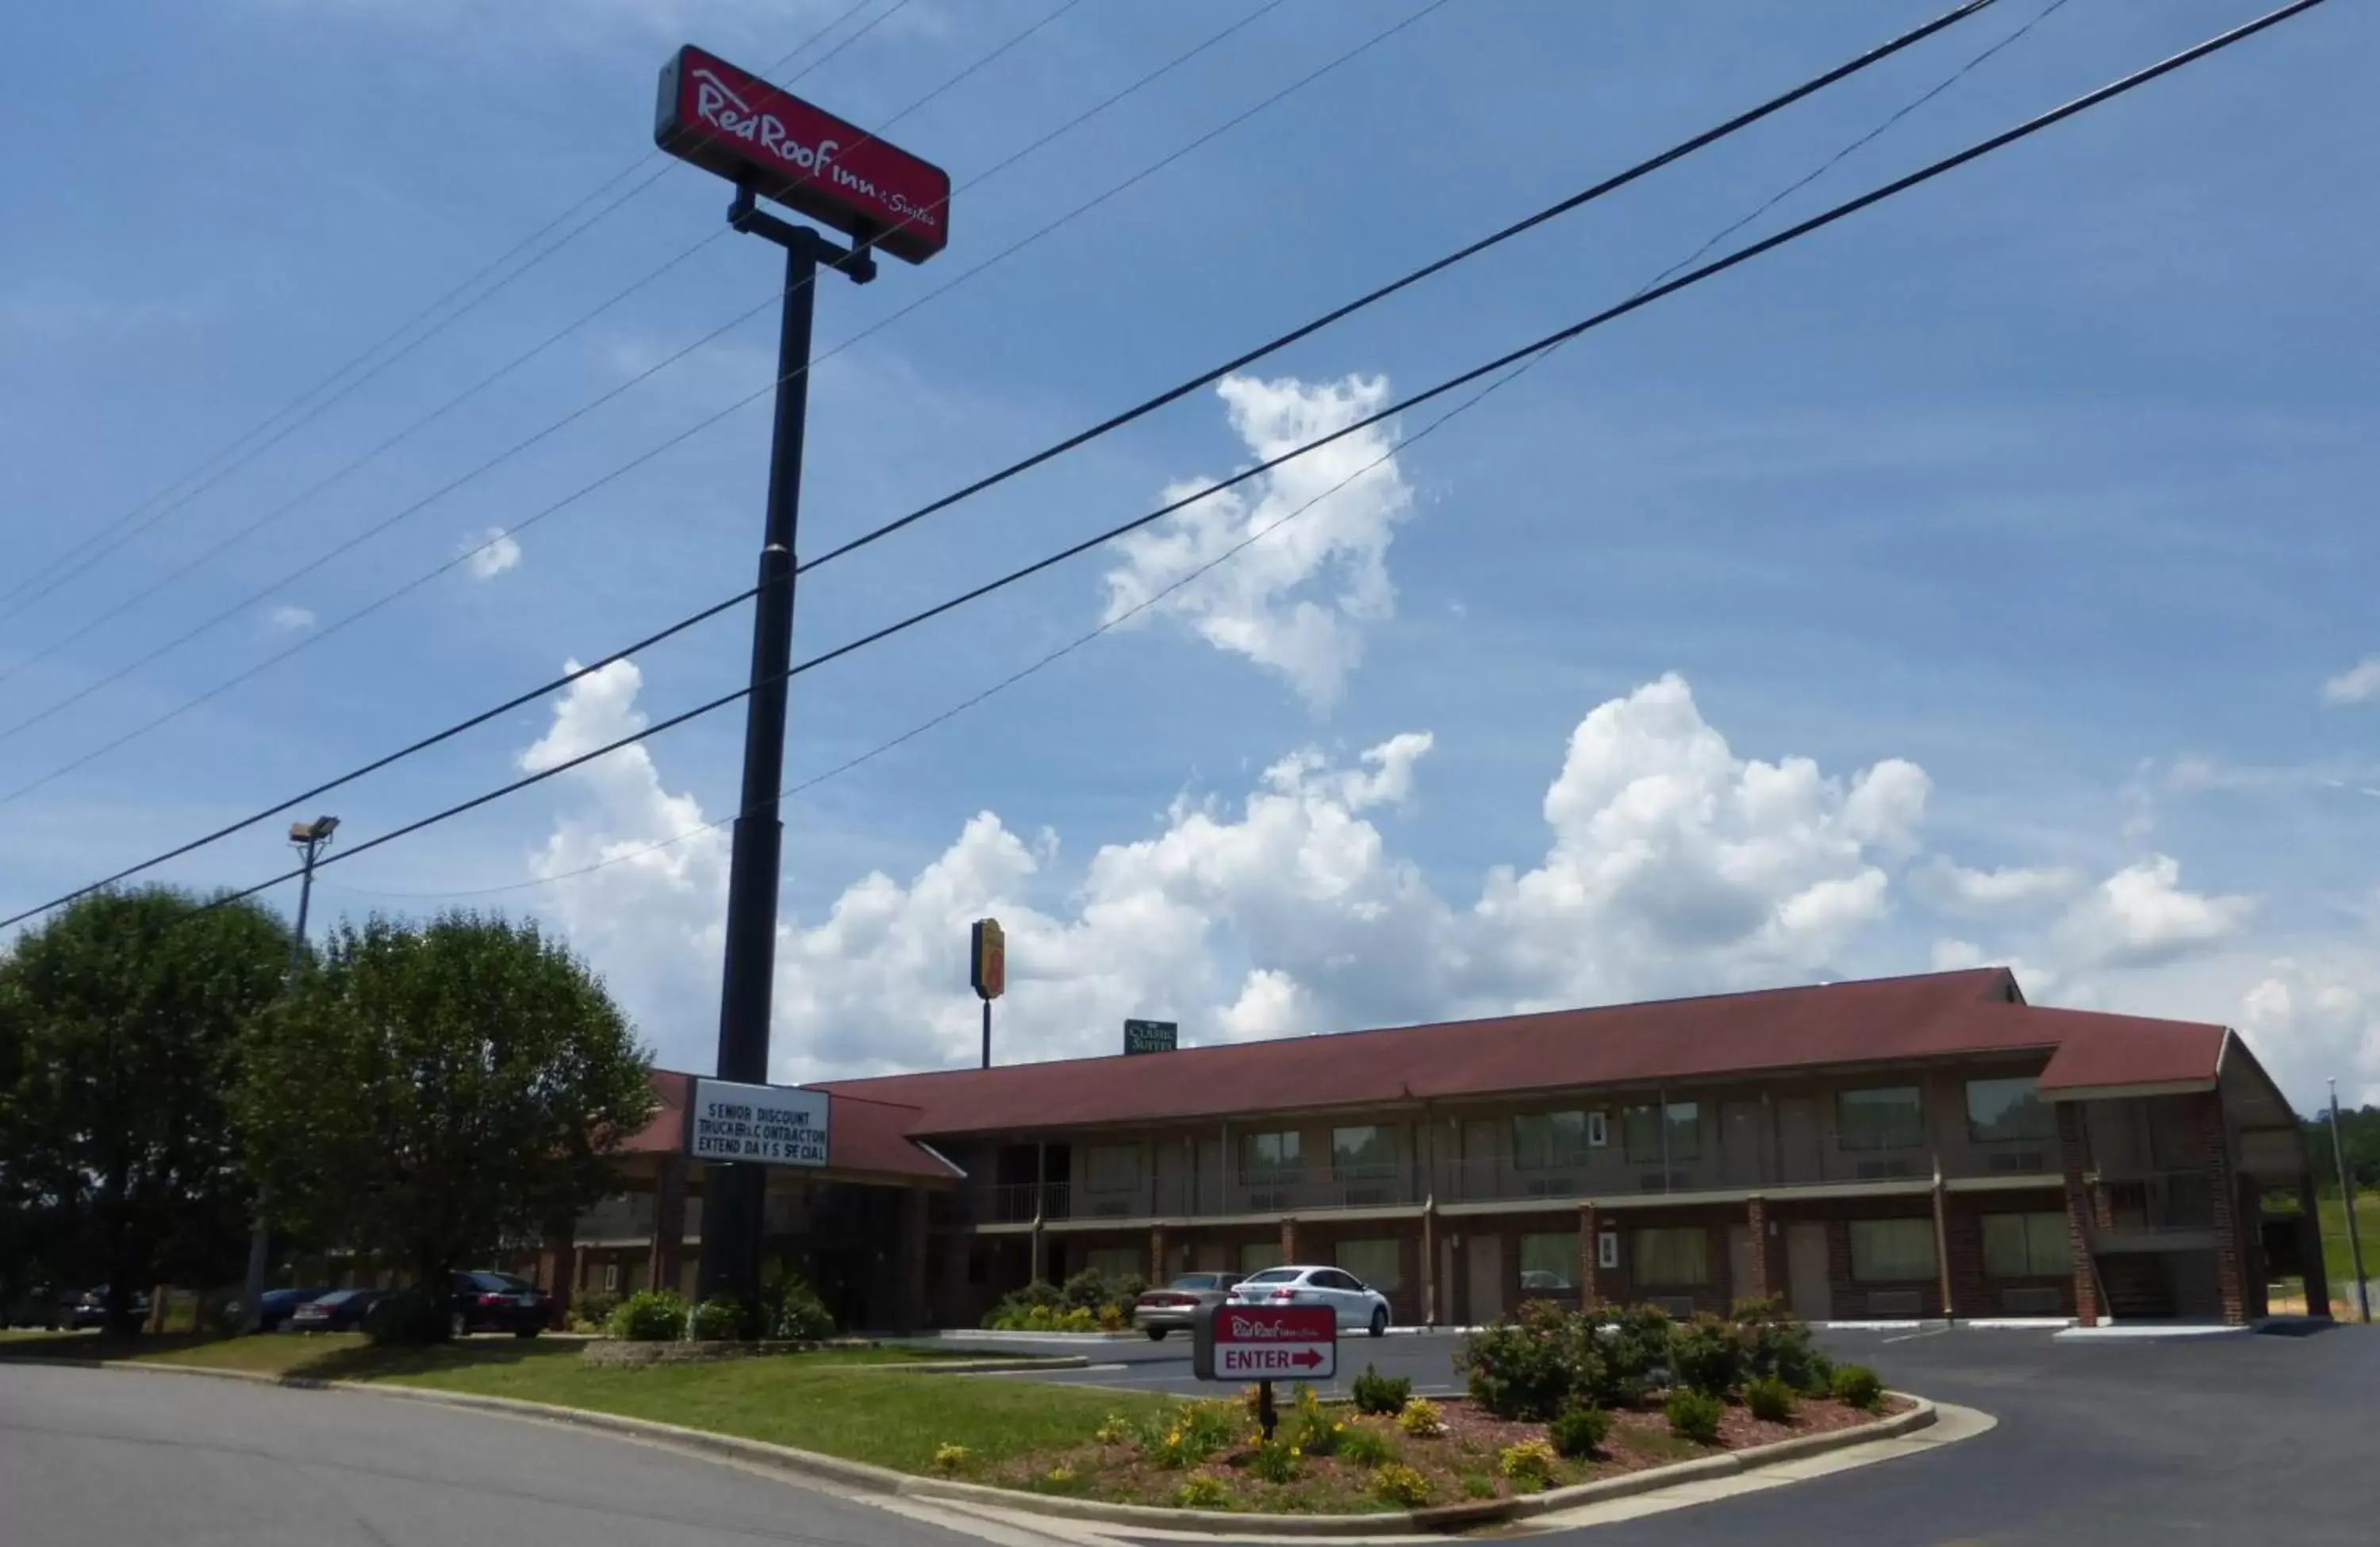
[0,0,1431,795]
[178,0,2334,921]
[0,0,2004,907]
[0,0,900,624]
[0,0,1069,689]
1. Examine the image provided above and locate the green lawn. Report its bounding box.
[2316,1193,2380,1292]
[0,1331,1169,1473]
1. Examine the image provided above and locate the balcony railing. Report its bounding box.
[963,1171,1419,1224]
[2099,1169,2216,1234]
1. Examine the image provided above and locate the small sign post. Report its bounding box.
[1123,1018,1177,1055]
[971,919,1005,1069]
[1192,1302,1335,1439]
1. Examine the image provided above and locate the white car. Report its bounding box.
[1227,1265,1392,1337]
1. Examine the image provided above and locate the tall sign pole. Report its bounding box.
[971,918,1005,1069]
[2329,1078,2370,1322]
[654,46,951,1309]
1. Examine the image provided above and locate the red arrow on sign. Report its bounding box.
[1288,1348,1323,1369]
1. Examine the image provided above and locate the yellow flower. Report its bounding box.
[1289,1445,1301,1457]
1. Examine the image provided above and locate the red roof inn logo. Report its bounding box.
[1194,1303,1336,1382]
[654,45,952,264]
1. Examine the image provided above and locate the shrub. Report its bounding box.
[1461,1472,1497,1500]
[1589,1303,1676,1405]
[931,1443,972,1473]
[362,1286,447,1346]
[1671,1312,1746,1399]
[1745,1375,1797,1423]
[1292,1408,1342,1457]
[607,1289,688,1342]
[1369,1463,1434,1509]
[1148,1399,1241,1468]
[1498,1438,1558,1490]
[1548,1404,1610,1459]
[1353,1364,1413,1415]
[1830,1364,1885,1413]
[1250,1436,1302,1484]
[574,1290,620,1329]
[1733,1299,1829,1393]
[1458,1299,1597,1420]
[687,1296,744,1342]
[1395,1396,1446,1438]
[981,1280,1061,1329]
[1799,1349,1837,1397]
[1665,1388,1725,1446]
[1174,1473,1231,1510]
[1038,1463,1077,1491]
[756,1273,834,1341]
[1095,1414,1134,1445]
[1336,1423,1399,1467]
[1060,1266,1144,1314]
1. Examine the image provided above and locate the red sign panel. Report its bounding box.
[654,45,951,264]
[970,918,1005,1001]
[1210,1304,1335,1380]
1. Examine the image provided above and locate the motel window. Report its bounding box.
[1085,1144,1140,1192]
[1518,1233,1578,1292]
[1631,1227,1710,1287]
[1332,1126,1398,1181]
[1240,1130,1303,1184]
[1084,1247,1143,1282]
[1239,1241,1284,1276]
[1982,1213,2071,1278]
[1967,1077,2056,1143]
[1836,1086,1927,1151]
[1336,1238,1402,1291]
[1622,1102,1702,1164]
[1848,1219,1938,1283]
[1514,1111,1595,1169]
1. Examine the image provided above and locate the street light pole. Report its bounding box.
[2328,1078,2370,1322]
[240,816,337,1333]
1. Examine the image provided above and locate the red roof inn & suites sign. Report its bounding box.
[1194,1304,1336,1381]
[654,45,951,263]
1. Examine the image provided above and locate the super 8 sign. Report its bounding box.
[654,44,951,263]
[1193,1303,1335,1382]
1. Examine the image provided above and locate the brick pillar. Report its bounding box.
[1744,1197,1771,1304]
[2296,1174,2332,1318]
[1150,1225,1170,1284]
[540,1219,578,1328]
[2198,1092,2247,1326]
[2058,1103,2100,1326]
[2236,1176,2269,1320]
[648,1154,688,1299]
[1280,1216,1299,1265]
[1578,1203,1601,1310]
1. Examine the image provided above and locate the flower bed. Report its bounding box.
[944,1385,1907,1514]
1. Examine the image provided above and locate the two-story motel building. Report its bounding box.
[540,968,2327,1330]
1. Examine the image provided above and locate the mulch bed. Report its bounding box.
[973,1392,1910,1514]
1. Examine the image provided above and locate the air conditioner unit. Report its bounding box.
[1866,1290,1923,1318]
[1524,1177,1576,1199]
[1988,1152,2046,1174]
[1855,1159,1914,1180]
[2000,1286,2063,1316]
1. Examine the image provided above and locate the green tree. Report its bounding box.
[0,889,292,1331]
[234,913,655,1334]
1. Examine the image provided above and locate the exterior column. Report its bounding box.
[1150,1224,1169,1284]
[895,1188,928,1333]
[2297,1173,2332,1318]
[1931,1170,1955,1320]
[540,1217,578,1328]
[1420,1205,1438,1326]
[648,1154,689,1299]
[1280,1216,1299,1266]
[1579,1203,1601,1310]
[2058,1102,2102,1326]
[1744,1196,1771,1304]
[2198,1092,2247,1326]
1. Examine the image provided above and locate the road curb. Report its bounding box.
[78,1361,1934,1536]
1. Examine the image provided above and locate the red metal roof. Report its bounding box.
[624,1070,960,1180]
[2029,1008,2228,1096]
[805,968,2197,1137]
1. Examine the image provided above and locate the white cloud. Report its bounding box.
[2052,854,2255,969]
[1100,373,1413,708]
[513,668,1933,1079]
[2320,657,2380,706]
[2239,958,2380,1109]
[460,527,522,580]
[264,604,316,632]
[1914,858,2086,914]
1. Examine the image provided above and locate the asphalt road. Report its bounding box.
[0,1361,984,1547]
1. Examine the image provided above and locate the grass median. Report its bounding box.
[0,1330,1169,1473]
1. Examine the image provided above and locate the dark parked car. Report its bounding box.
[448,1271,548,1338]
[288,1288,382,1334]
[68,1287,151,1330]
[256,1286,332,1332]
[1131,1272,1241,1340]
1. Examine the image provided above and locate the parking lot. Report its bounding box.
[928,1321,2378,1544]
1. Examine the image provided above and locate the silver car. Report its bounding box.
[1227,1265,1392,1337]
[1130,1272,1240,1340]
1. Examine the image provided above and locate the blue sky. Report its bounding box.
[2,0,2374,1107]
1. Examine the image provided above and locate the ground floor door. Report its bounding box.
[1466,1234,1502,1325]
[1727,1224,1756,1303]
[1785,1222,1829,1322]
